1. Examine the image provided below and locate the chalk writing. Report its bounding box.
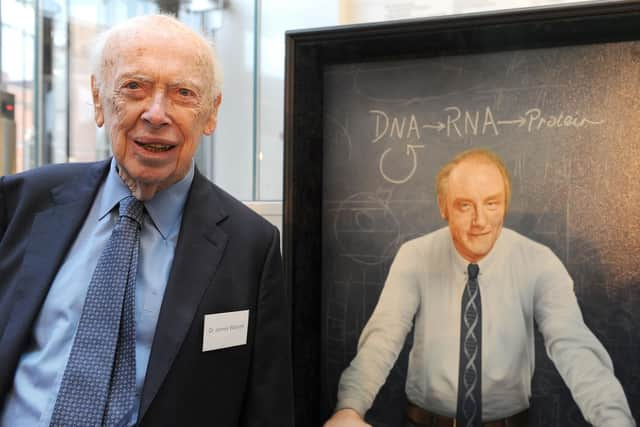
[369,106,604,184]
[370,106,604,142]
[370,110,421,143]
[444,106,499,137]
[523,108,604,132]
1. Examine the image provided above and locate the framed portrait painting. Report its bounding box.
[284,2,640,425]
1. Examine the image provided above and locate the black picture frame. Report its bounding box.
[284,2,640,426]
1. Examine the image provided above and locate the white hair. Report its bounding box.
[90,13,223,100]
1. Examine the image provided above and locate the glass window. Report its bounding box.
[180,0,257,201]
[257,1,339,200]
[1,0,36,172]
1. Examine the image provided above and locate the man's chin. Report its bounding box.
[469,241,496,261]
[130,165,179,185]
[460,240,493,262]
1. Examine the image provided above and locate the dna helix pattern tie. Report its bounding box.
[456,263,482,427]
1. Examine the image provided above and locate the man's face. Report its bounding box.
[92,28,220,200]
[439,158,506,263]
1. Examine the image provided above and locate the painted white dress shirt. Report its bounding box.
[337,227,634,426]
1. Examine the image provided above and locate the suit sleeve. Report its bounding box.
[240,226,294,427]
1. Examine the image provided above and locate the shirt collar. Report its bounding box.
[99,158,194,239]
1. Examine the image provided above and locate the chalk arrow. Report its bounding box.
[422,122,445,132]
[406,144,425,155]
[497,117,526,127]
[379,145,424,185]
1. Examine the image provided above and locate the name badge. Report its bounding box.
[202,310,249,352]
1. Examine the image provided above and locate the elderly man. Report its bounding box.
[0,14,293,427]
[325,149,634,427]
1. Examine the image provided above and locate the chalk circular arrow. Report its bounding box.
[378,144,424,184]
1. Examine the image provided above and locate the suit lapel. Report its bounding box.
[139,170,229,418]
[0,161,110,388]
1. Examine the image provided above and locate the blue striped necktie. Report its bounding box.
[456,263,482,427]
[50,196,143,427]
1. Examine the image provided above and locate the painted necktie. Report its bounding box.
[456,263,482,427]
[50,196,143,427]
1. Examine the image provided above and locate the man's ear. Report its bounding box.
[438,195,448,220]
[203,94,222,136]
[91,75,104,127]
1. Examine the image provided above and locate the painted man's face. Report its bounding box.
[439,158,506,263]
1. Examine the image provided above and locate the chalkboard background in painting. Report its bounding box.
[321,41,639,427]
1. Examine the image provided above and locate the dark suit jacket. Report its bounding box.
[0,159,294,426]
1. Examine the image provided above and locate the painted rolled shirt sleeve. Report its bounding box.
[336,242,420,416]
[534,247,635,426]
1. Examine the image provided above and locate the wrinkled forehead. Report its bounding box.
[100,25,214,87]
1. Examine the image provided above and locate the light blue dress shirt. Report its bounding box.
[1,159,194,427]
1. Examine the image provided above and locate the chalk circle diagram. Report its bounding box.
[333,192,401,265]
